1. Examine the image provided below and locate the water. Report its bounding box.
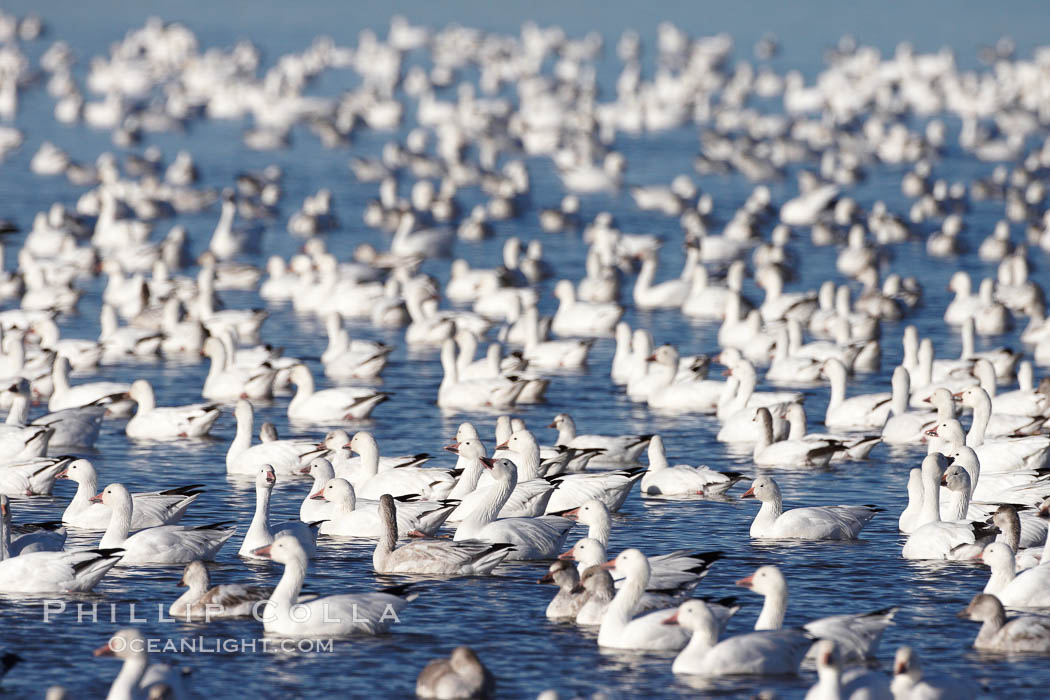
[0,2,1048,698]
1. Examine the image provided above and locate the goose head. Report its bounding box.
[602,547,649,581]
[455,421,479,442]
[741,476,780,503]
[893,646,921,682]
[735,564,787,598]
[252,533,308,565]
[561,499,608,527]
[537,558,577,587]
[91,483,132,511]
[314,478,355,508]
[958,593,1004,622]
[178,560,209,589]
[300,457,335,480]
[578,564,614,596]
[256,465,277,490]
[55,458,97,485]
[662,599,716,632]
[94,628,147,660]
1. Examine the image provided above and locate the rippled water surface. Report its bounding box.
[2,1,1050,698]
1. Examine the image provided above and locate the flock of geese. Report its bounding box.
[2,9,1050,700]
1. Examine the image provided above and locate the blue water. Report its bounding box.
[0,2,1048,698]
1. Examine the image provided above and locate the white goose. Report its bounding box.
[313,478,453,538]
[201,337,275,401]
[976,541,1050,608]
[373,494,513,575]
[664,599,811,676]
[437,339,526,410]
[445,438,553,520]
[0,496,65,556]
[498,429,642,513]
[743,476,878,540]
[58,459,201,529]
[891,646,977,700]
[597,548,690,651]
[821,358,891,431]
[226,400,324,476]
[238,466,319,559]
[0,456,72,496]
[287,364,388,423]
[169,560,271,620]
[48,356,132,415]
[560,535,723,593]
[805,640,892,700]
[254,535,416,637]
[415,647,495,700]
[452,458,572,560]
[640,435,743,497]
[736,565,896,662]
[125,379,221,440]
[551,280,622,336]
[902,454,993,560]
[94,628,189,700]
[95,483,236,565]
[549,412,651,465]
[632,249,694,309]
[346,431,455,500]
[752,407,837,467]
[882,366,936,444]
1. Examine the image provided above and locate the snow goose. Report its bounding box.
[756,264,817,323]
[57,459,202,529]
[0,503,121,593]
[19,401,106,449]
[208,190,254,259]
[98,303,162,358]
[971,359,1047,420]
[736,565,897,662]
[254,535,416,637]
[597,548,690,651]
[640,435,743,497]
[898,468,925,533]
[94,483,235,565]
[194,271,268,343]
[752,407,837,467]
[390,210,453,258]
[641,345,724,412]
[238,466,319,559]
[319,428,430,479]
[125,379,221,440]
[976,542,1050,607]
[415,647,495,700]
[0,455,72,496]
[94,628,188,700]
[48,356,132,415]
[632,249,694,309]
[287,364,388,423]
[782,403,881,461]
[681,261,749,320]
[29,317,102,370]
[946,389,1050,472]
[226,400,324,476]
[346,431,454,499]
[941,442,1050,509]
[201,337,275,402]
[882,366,936,444]
[438,339,527,410]
[313,478,453,538]
[664,599,812,676]
[821,358,891,431]
[766,326,823,385]
[169,560,270,620]
[521,308,593,370]
[902,454,994,560]
[959,593,1050,652]
[549,412,651,466]
[561,536,722,593]
[891,646,977,700]
[805,640,892,700]
[445,438,553,520]
[0,496,65,555]
[551,280,622,337]
[320,314,392,380]
[944,271,982,325]
[453,458,572,560]
[498,429,642,513]
[374,495,512,575]
[715,359,800,441]
[742,476,878,540]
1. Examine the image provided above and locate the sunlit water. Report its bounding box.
[1,2,1049,698]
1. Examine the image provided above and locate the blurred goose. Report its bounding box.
[551,280,623,336]
[94,628,188,700]
[48,356,132,415]
[415,646,495,700]
[805,640,892,700]
[891,646,977,700]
